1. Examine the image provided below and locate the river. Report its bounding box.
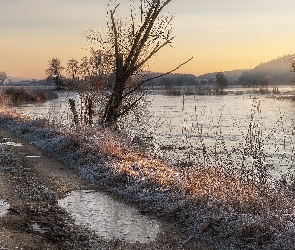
[12,89,295,177]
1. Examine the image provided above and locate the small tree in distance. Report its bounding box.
[0,71,7,85]
[45,58,65,89]
[66,58,79,81]
[215,72,228,95]
[290,57,295,87]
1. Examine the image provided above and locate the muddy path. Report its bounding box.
[0,126,207,249]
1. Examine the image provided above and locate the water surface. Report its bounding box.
[0,199,10,217]
[13,90,295,175]
[58,190,160,243]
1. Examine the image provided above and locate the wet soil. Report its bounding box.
[0,126,208,250]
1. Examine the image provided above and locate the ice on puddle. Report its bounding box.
[0,141,23,147]
[32,222,51,233]
[0,199,10,217]
[58,190,160,243]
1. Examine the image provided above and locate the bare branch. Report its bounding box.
[118,89,149,118]
[123,56,194,97]
[109,3,121,57]
[135,36,174,70]
[125,0,171,74]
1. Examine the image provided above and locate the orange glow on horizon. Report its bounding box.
[1,0,295,79]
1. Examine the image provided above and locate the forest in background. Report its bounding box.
[5,54,295,89]
[147,54,295,87]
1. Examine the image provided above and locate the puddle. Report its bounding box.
[0,142,23,147]
[0,138,23,147]
[0,199,10,217]
[32,222,51,233]
[58,190,160,243]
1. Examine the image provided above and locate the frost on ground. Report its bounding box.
[0,110,295,249]
[0,145,14,217]
[0,142,106,249]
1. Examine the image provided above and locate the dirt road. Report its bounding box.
[0,127,206,250]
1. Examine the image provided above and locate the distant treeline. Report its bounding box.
[148,54,295,88]
[146,71,247,87]
[147,73,197,86]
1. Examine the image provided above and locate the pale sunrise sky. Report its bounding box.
[1,0,295,79]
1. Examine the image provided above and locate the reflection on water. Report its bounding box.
[0,141,23,147]
[31,222,51,233]
[58,190,160,243]
[0,199,10,217]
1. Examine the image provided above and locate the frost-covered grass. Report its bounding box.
[0,109,295,249]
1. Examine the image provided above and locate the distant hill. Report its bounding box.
[238,54,295,86]
[146,70,247,87]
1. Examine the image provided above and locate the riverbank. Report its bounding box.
[0,108,294,249]
[0,122,204,249]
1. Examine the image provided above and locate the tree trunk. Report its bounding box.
[102,54,128,128]
[102,80,124,128]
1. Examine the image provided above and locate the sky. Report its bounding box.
[1,0,295,79]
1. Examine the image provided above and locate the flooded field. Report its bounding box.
[145,94,295,174]
[58,190,160,243]
[12,89,295,175]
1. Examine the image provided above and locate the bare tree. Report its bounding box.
[85,0,192,128]
[290,58,295,87]
[79,56,91,82]
[0,71,7,85]
[66,58,80,81]
[215,72,228,94]
[45,58,65,89]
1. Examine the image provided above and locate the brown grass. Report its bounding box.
[62,125,292,217]
[2,87,58,104]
